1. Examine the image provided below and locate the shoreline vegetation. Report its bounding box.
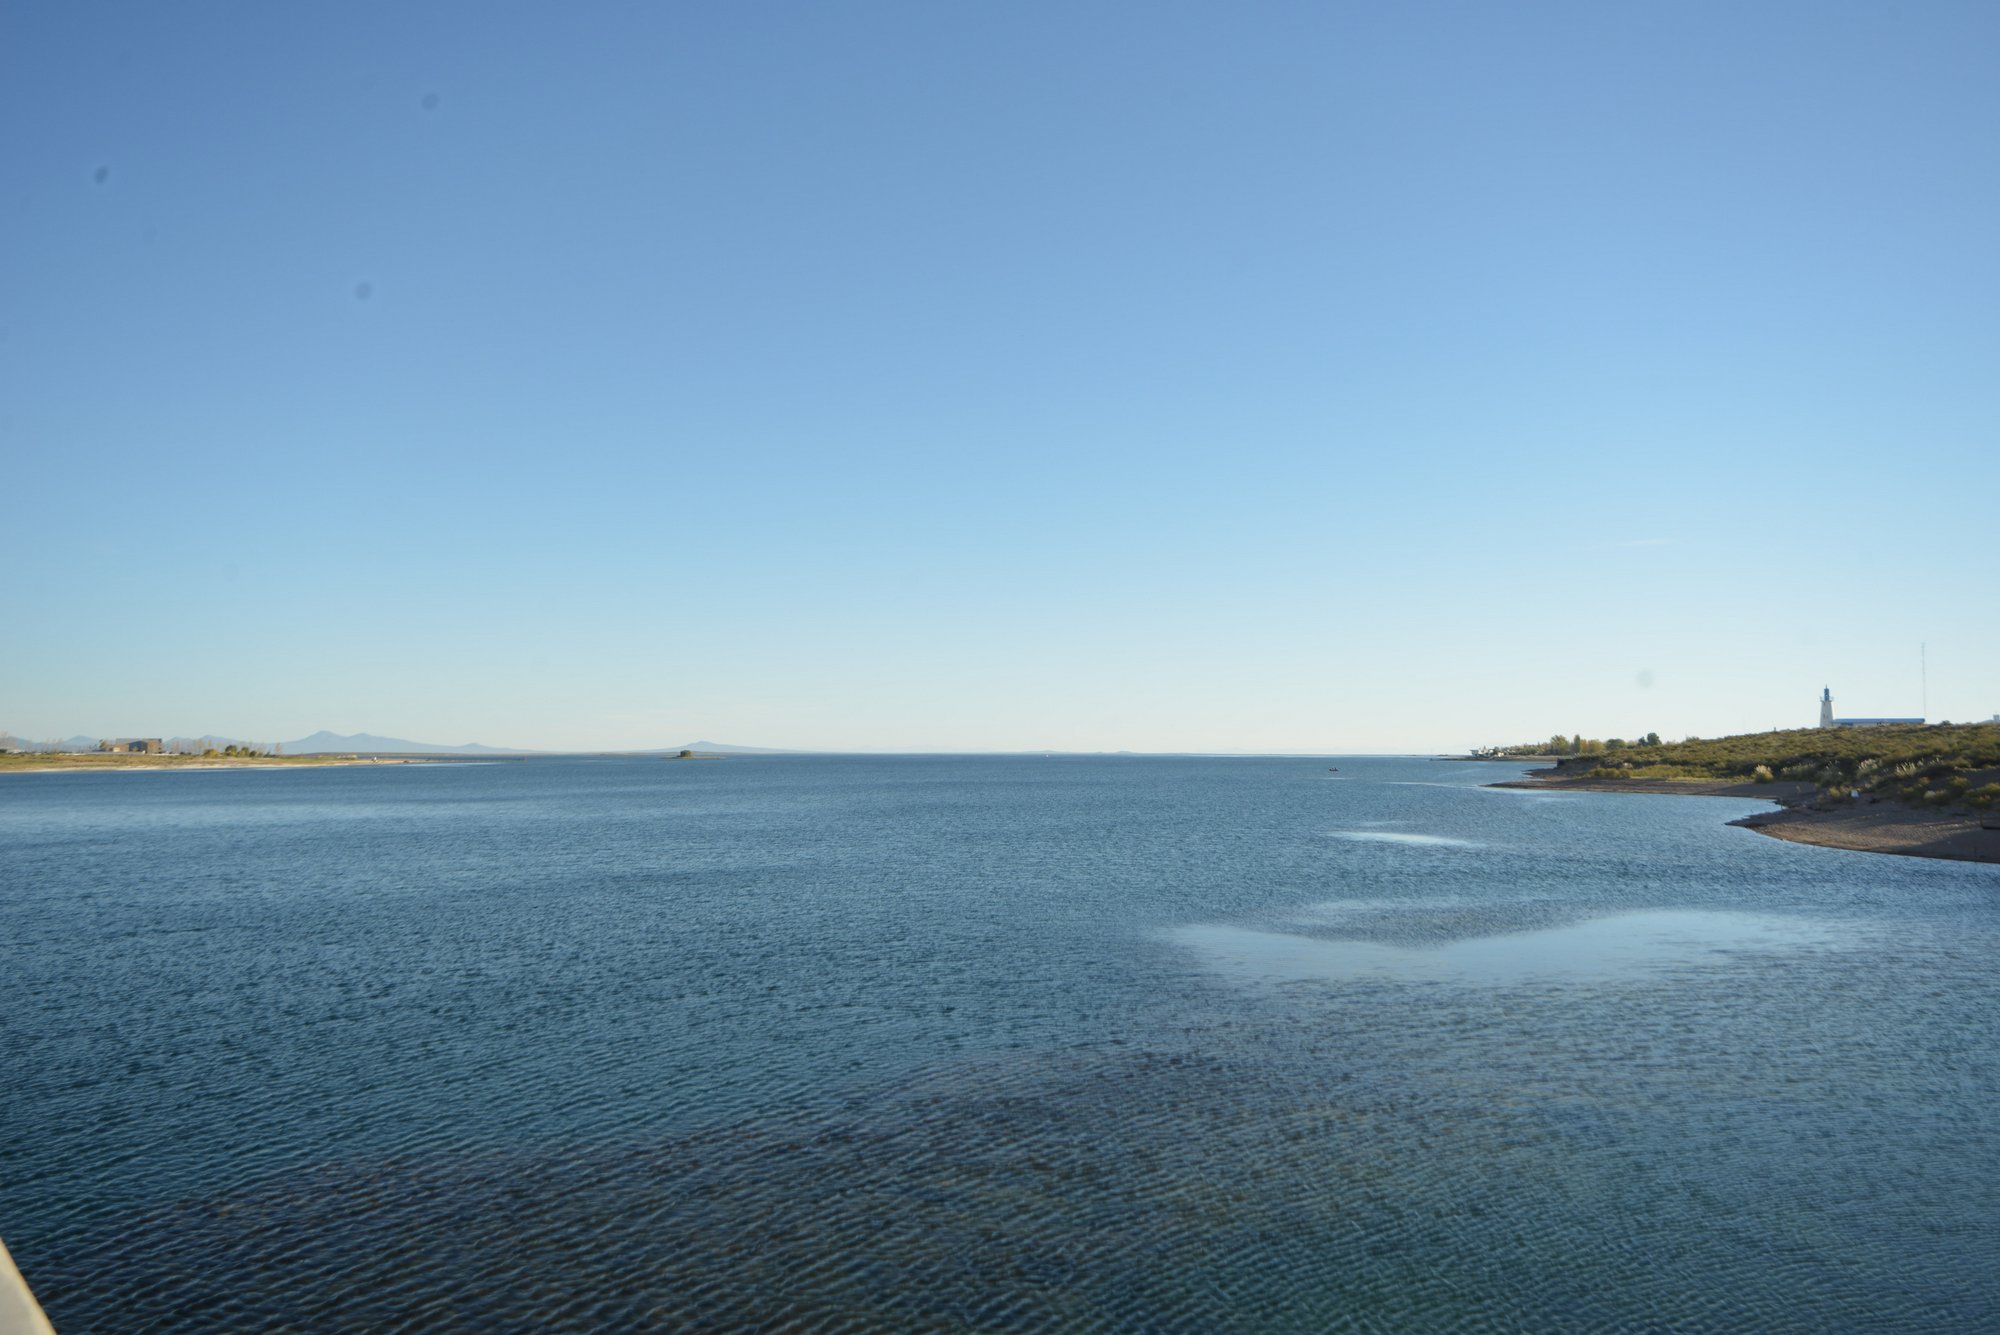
[1476,723,2000,864]
[0,752,451,774]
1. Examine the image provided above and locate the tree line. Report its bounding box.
[1477,733,1663,757]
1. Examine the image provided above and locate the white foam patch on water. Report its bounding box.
[1329,830,1480,848]
[1291,896,1481,922]
[1170,910,1854,988]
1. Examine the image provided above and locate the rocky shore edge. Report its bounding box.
[1489,767,2000,865]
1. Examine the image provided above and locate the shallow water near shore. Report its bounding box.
[3,756,1997,1330]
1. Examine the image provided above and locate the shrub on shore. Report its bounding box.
[1550,722,2000,807]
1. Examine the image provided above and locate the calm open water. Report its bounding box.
[2,755,1997,1332]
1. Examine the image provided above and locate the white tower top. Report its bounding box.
[1819,686,1835,729]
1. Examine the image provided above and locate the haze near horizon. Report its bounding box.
[5,2,1996,752]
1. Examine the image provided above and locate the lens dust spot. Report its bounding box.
[93,166,110,185]
[421,92,440,111]
[353,281,374,302]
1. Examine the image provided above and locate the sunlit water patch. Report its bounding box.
[1171,909,1859,988]
[1328,829,1481,847]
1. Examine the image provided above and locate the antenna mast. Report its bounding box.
[1922,642,1928,721]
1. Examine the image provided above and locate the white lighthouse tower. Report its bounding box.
[1819,687,1835,729]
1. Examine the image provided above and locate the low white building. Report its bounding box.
[1817,687,1921,729]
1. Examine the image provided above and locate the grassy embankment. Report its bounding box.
[1552,723,2000,813]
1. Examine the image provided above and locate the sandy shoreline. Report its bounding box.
[1490,772,2000,865]
[0,757,432,775]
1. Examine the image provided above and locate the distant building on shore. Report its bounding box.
[1817,687,1922,729]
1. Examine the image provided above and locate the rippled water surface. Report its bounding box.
[3,756,1997,1331]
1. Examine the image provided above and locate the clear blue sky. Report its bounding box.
[5,2,1996,751]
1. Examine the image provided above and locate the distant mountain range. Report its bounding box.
[278,731,536,755]
[0,730,534,755]
[3,730,799,755]
[1,734,115,753]
[1,733,260,754]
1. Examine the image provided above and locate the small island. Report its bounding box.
[1486,722,2000,863]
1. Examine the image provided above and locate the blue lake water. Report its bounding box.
[2,755,1997,1331]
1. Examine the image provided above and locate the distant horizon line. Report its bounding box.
[2,729,1456,760]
